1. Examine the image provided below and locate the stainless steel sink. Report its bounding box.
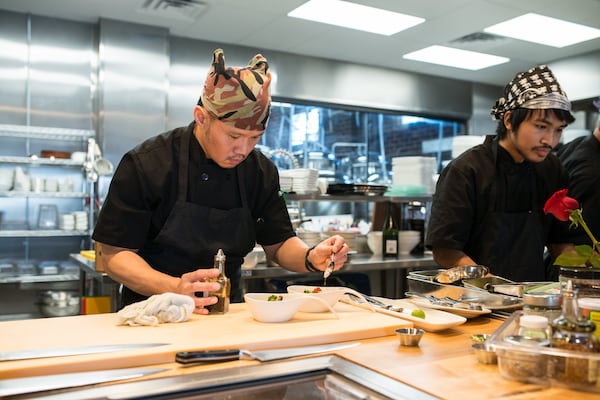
[34,356,437,400]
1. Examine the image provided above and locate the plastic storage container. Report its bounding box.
[489,310,600,393]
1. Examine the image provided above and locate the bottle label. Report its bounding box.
[385,239,398,255]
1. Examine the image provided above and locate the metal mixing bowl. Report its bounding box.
[38,290,80,317]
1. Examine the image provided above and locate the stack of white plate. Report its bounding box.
[0,169,14,191]
[279,175,293,192]
[72,211,88,231]
[451,135,485,159]
[278,168,319,194]
[391,157,437,195]
[59,213,75,230]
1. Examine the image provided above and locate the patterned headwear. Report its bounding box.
[490,65,571,120]
[198,48,271,131]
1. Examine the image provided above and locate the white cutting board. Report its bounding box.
[0,302,411,378]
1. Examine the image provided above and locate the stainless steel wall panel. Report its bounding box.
[167,38,473,130]
[27,15,96,155]
[167,37,210,130]
[98,19,168,171]
[268,52,472,120]
[0,11,28,126]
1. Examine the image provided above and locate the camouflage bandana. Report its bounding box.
[490,65,571,120]
[198,49,271,131]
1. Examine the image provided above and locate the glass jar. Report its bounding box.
[522,292,562,321]
[549,280,600,386]
[559,267,600,298]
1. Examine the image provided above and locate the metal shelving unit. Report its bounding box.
[0,124,95,283]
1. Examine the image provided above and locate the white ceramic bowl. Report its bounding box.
[367,231,383,255]
[287,285,347,312]
[398,234,421,255]
[244,293,335,323]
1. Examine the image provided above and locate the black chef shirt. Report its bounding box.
[92,122,295,250]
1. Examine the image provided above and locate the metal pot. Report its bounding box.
[38,290,80,317]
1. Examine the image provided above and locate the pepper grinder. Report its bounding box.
[206,249,231,314]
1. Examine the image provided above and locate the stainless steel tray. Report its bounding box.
[407,269,523,310]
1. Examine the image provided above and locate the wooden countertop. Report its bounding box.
[1,305,598,399]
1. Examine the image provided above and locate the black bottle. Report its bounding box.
[382,203,399,258]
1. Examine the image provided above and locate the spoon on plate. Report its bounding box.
[345,292,404,313]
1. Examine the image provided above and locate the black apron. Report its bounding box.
[123,129,256,306]
[468,140,545,282]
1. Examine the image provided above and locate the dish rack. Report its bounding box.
[488,310,600,393]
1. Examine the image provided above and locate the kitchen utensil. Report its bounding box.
[94,157,114,175]
[0,367,167,397]
[405,291,485,310]
[407,270,525,310]
[462,277,553,298]
[434,265,489,284]
[175,342,360,364]
[0,342,169,362]
[396,328,424,346]
[323,253,334,285]
[345,292,403,312]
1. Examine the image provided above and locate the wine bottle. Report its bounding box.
[206,249,231,314]
[382,203,399,258]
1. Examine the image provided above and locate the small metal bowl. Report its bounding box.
[472,343,497,364]
[396,328,424,346]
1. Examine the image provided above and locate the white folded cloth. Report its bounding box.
[117,292,195,326]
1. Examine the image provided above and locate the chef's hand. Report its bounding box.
[310,234,350,272]
[176,268,221,315]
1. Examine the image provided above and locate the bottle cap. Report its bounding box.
[520,315,549,329]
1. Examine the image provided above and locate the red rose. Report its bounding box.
[543,189,579,221]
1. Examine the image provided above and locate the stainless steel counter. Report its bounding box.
[242,253,436,278]
[70,252,439,311]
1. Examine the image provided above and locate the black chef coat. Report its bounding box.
[557,134,600,246]
[93,122,295,305]
[426,135,572,281]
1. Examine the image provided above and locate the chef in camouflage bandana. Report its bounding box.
[198,48,271,131]
[93,48,349,312]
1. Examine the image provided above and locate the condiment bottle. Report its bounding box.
[206,249,231,314]
[550,280,600,385]
[517,315,550,344]
[382,203,398,258]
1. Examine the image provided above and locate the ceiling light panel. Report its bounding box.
[288,0,425,36]
[403,45,510,70]
[484,13,600,48]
